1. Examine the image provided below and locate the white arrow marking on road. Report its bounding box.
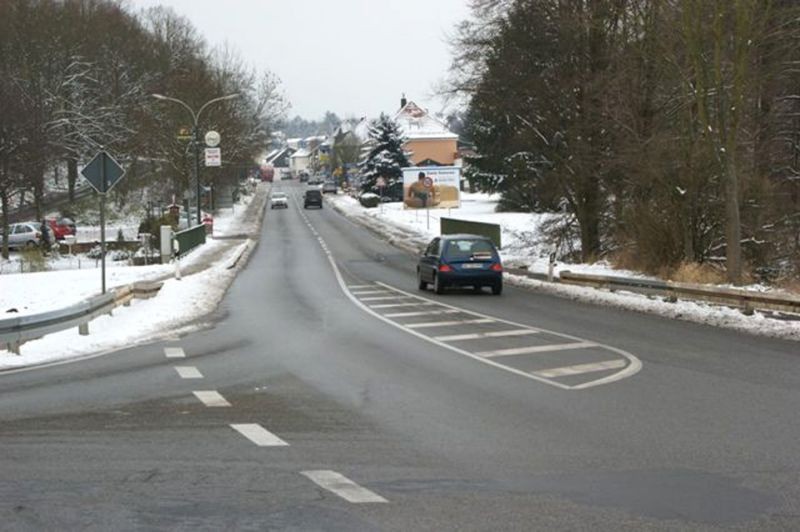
[164,347,185,358]
[230,424,289,447]
[478,342,596,358]
[301,470,388,503]
[193,390,231,407]
[532,359,626,378]
[174,366,203,379]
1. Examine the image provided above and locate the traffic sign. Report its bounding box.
[81,151,126,194]
[205,147,221,167]
[205,130,221,147]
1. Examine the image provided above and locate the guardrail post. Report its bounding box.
[6,342,20,355]
[742,303,754,316]
[79,323,89,335]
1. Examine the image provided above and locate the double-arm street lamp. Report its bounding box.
[152,92,239,225]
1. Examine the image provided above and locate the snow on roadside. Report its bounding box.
[327,192,800,341]
[0,239,256,370]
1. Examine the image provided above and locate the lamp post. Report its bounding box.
[152,92,239,225]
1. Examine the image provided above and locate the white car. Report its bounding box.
[270,192,289,209]
[0,222,44,249]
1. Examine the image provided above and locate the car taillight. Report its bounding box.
[439,264,453,273]
[490,263,503,272]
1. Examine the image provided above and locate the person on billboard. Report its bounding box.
[405,171,439,208]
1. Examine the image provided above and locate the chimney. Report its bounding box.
[400,93,407,109]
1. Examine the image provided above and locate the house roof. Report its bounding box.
[290,148,310,158]
[394,101,458,141]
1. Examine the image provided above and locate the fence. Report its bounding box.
[174,224,206,257]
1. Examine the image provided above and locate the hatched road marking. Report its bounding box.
[230,423,289,447]
[193,390,231,407]
[301,470,388,504]
[174,366,203,379]
[533,359,627,378]
[478,342,596,358]
[359,295,414,302]
[164,347,185,358]
[384,309,460,318]
[369,302,436,309]
[351,290,393,296]
[406,319,495,329]
[292,189,642,391]
[435,329,539,342]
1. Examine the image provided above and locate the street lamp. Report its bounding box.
[152,92,239,225]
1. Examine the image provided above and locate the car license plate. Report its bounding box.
[462,263,484,269]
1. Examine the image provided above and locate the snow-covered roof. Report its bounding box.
[394,101,458,141]
[290,148,310,158]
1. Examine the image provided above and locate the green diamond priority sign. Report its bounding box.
[81,151,126,194]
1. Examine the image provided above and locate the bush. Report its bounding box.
[359,193,380,208]
[137,213,178,251]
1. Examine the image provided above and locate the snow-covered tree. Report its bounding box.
[359,113,410,191]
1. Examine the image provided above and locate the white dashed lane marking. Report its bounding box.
[174,366,203,379]
[406,319,494,329]
[301,470,388,504]
[435,329,539,342]
[164,347,185,358]
[533,359,627,378]
[230,423,289,447]
[193,390,231,407]
[478,342,596,358]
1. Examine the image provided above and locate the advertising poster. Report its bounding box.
[402,166,461,209]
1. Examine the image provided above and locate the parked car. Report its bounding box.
[322,180,337,194]
[308,175,324,186]
[271,192,289,209]
[47,217,76,240]
[0,222,44,250]
[417,234,503,295]
[303,188,323,209]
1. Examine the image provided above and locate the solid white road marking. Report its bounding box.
[406,319,494,329]
[434,329,539,342]
[301,470,388,504]
[164,347,185,358]
[351,290,393,296]
[479,342,596,358]
[193,390,231,407]
[369,302,436,309]
[533,359,627,378]
[383,309,460,318]
[230,423,289,447]
[359,295,415,302]
[174,366,203,379]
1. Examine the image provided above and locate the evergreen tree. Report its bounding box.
[359,113,410,191]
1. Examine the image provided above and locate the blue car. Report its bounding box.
[417,234,503,295]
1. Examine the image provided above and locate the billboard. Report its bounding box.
[402,166,461,209]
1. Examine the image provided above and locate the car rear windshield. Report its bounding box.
[306,190,321,197]
[444,239,497,260]
[273,193,286,198]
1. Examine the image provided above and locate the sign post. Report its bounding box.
[81,150,126,294]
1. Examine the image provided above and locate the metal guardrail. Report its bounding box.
[1,281,163,355]
[557,271,800,315]
[175,224,206,257]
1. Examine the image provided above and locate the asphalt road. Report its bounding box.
[1,180,798,531]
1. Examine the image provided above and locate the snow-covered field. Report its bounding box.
[0,184,266,368]
[327,192,800,341]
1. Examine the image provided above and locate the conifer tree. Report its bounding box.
[359,113,410,191]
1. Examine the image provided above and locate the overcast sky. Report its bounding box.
[131,0,471,120]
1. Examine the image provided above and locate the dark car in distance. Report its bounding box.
[417,235,503,295]
[303,188,323,209]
